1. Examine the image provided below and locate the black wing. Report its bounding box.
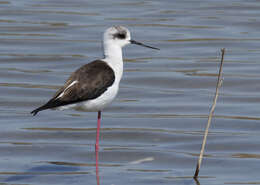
[31,60,115,115]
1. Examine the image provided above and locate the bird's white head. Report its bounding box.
[103,26,131,49]
[103,26,159,59]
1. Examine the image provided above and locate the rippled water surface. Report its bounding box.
[1,0,260,185]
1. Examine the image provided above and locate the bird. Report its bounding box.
[31,26,159,152]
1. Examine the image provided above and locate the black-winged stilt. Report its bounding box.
[31,26,159,153]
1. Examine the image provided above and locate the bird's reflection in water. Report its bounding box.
[95,149,100,185]
[94,150,202,185]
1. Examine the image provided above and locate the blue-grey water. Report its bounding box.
[1,0,260,185]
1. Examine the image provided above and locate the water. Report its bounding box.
[0,0,260,184]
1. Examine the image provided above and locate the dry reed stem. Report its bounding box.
[193,48,225,179]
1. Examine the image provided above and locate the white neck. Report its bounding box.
[103,41,123,60]
[102,42,124,84]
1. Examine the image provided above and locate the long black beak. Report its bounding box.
[130,40,160,50]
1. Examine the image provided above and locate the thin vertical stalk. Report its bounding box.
[194,48,225,179]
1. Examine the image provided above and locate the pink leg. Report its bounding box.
[95,111,101,185]
[95,111,101,152]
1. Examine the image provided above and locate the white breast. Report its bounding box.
[80,82,119,111]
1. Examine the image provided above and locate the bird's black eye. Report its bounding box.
[113,32,126,39]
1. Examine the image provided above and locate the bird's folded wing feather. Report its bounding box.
[39,60,115,110]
